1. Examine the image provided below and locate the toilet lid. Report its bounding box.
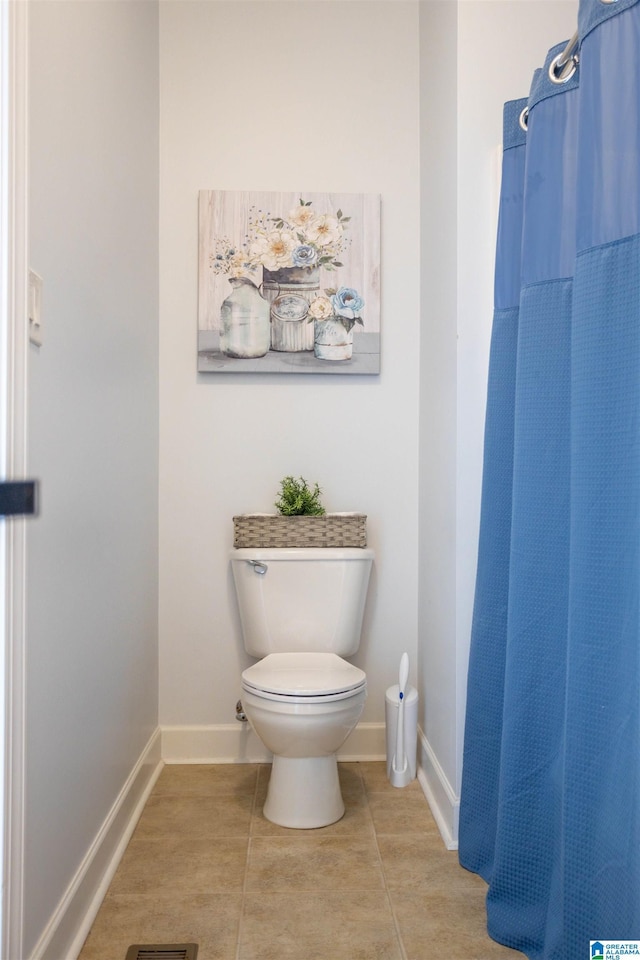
[242,652,366,697]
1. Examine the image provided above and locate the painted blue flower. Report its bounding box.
[331,286,364,320]
[291,244,319,268]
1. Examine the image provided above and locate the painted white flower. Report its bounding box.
[307,296,334,320]
[288,205,318,232]
[306,215,343,248]
[250,230,296,271]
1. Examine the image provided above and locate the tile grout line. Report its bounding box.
[234,763,263,960]
[355,763,410,960]
[365,783,411,960]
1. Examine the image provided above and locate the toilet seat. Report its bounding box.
[242,652,366,704]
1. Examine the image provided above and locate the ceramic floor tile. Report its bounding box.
[377,833,483,894]
[153,762,259,797]
[358,760,422,795]
[245,835,385,892]
[109,836,249,896]
[238,891,403,960]
[134,794,253,839]
[391,890,526,959]
[368,790,441,834]
[337,761,367,797]
[254,763,272,801]
[77,893,242,960]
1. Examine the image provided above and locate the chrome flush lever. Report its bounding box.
[246,559,268,575]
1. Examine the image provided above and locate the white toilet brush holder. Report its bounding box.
[385,656,418,788]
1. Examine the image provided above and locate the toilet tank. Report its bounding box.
[230,547,374,658]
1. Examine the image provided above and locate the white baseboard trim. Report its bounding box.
[30,727,163,960]
[161,721,386,764]
[416,727,459,850]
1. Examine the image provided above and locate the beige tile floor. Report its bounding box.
[78,762,525,960]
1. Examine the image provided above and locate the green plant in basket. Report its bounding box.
[275,476,325,516]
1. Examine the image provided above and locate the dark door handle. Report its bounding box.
[0,481,38,517]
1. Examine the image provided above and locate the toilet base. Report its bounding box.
[263,755,344,829]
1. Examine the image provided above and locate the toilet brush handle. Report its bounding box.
[394,698,406,773]
[393,653,409,774]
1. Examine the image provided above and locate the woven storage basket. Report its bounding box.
[233,514,367,549]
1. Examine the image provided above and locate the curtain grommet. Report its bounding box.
[519,107,529,132]
[548,51,579,84]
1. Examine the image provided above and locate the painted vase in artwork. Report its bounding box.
[313,318,354,361]
[270,293,314,352]
[219,277,270,359]
[262,266,319,352]
[262,265,320,300]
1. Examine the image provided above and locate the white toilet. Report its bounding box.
[230,546,374,829]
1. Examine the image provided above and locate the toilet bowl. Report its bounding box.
[231,547,374,829]
[242,652,366,827]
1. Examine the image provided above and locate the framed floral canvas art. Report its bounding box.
[197,190,380,374]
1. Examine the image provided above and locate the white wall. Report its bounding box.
[158,1,421,740]
[418,0,577,842]
[157,0,578,816]
[26,2,159,955]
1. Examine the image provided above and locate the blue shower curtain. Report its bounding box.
[459,2,640,958]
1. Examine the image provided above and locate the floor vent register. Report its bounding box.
[125,945,198,960]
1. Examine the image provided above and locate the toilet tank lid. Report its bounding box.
[242,652,366,696]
